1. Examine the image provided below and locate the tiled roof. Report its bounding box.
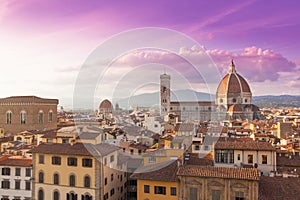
[184,153,214,166]
[99,99,112,109]
[259,176,300,200]
[0,96,58,104]
[0,156,32,167]
[175,123,195,132]
[214,140,275,151]
[30,142,119,157]
[177,165,259,181]
[130,160,178,182]
[277,155,300,167]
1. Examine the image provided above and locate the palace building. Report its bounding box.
[0,96,58,134]
[160,60,260,121]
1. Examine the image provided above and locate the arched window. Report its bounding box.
[53,173,59,185]
[84,175,91,188]
[48,110,53,123]
[53,190,59,200]
[38,189,44,200]
[38,110,44,124]
[69,174,76,186]
[81,194,92,200]
[20,111,26,124]
[219,98,223,103]
[67,192,77,200]
[6,111,12,124]
[38,171,44,183]
[232,98,237,103]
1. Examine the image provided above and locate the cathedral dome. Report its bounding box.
[216,61,251,95]
[99,99,113,110]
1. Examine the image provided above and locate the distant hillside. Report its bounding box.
[113,90,300,109]
[253,95,300,108]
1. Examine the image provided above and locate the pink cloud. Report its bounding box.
[207,46,298,82]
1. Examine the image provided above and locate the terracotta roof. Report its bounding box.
[130,160,178,182]
[214,141,275,151]
[175,123,194,132]
[184,153,214,166]
[177,165,259,181]
[99,99,113,109]
[277,155,300,167]
[228,104,243,112]
[0,156,32,167]
[216,61,251,95]
[0,96,58,104]
[259,176,300,200]
[30,142,119,157]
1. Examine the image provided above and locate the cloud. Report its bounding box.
[207,46,298,82]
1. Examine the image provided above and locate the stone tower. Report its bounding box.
[160,73,170,116]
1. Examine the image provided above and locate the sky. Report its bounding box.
[0,0,300,109]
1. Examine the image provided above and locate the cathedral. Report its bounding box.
[160,60,260,121]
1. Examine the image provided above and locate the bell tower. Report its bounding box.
[160,73,170,116]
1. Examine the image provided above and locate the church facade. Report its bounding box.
[160,61,260,122]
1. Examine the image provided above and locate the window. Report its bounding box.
[194,145,200,150]
[148,157,156,163]
[215,150,234,163]
[6,111,12,124]
[154,186,166,195]
[25,168,31,177]
[170,187,177,196]
[81,194,92,200]
[190,187,198,200]
[103,193,108,200]
[84,175,91,188]
[20,111,26,124]
[237,154,241,161]
[82,158,92,167]
[219,99,223,103]
[144,185,150,193]
[69,174,76,186]
[39,155,44,164]
[138,149,142,155]
[66,193,77,200]
[1,180,10,189]
[67,157,77,166]
[15,168,21,176]
[235,191,245,200]
[15,180,20,190]
[52,156,61,165]
[38,110,44,124]
[105,178,107,185]
[130,149,134,155]
[38,189,44,200]
[48,110,53,123]
[262,155,268,164]
[104,157,107,165]
[248,155,253,164]
[53,191,59,200]
[212,190,220,200]
[233,98,237,103]
[110,188,115,196]
[25,181,31,190]
[111,173,114,181]
[244,99,248,103]
[2,168,10,175]
[53,173,59,185]
[62,139,68,143]
[110,155,114,163]
[1,196,9,200]
[38,171,44,183]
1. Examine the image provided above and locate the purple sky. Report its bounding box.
[1,0,300,108]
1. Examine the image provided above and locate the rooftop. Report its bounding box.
[177,165,259,181]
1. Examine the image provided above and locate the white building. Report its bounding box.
[214,140,276,175]
[0,156,32,200]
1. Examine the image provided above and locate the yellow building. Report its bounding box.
[143,149,184,166]
[31,142,126,200]
[131,161,178,200]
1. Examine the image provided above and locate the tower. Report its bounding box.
[160,73,170,116]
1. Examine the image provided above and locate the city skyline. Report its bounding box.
[1,0,300,108]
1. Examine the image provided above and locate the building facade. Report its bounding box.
[0,96,58,134]
[0,156,32,200]
[31,143,126,200]
[177,165,259,200]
